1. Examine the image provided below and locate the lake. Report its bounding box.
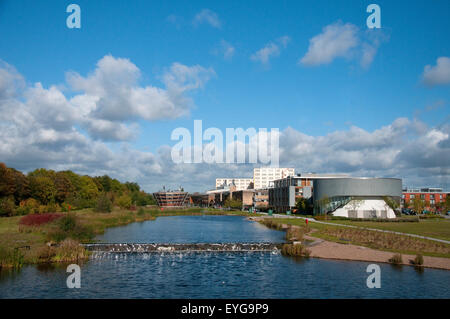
[0,215,449,298]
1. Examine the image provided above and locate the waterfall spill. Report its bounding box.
[84,242,284,254]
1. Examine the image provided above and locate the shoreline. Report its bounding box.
[250,216,450,271]
[303,234,450,271]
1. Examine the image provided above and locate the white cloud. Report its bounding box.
[217,40,235,60]
[300,22,387,68]
[0,59,448,192]
[66,55,214,125]
[422,57,450,86]
[193,9,221,28]
[279,118,450,188]
[0,61,24,100]
[251,36,291,64]
[300,22,359,66]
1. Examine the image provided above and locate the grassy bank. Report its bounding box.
[259,218,450,258]
[321,218,450,241]
[0,207,251,268]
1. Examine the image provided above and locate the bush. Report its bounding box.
[116,194,132,209]
[137,207,146,216]
[58,213,77,232]
[15,206,29,216]
[413,254,424,266]
[60,202,73,212]
[20,198,40,214]
[37,245,56,262]
[0,197,16,217]
[95,194,112,213]
[52,239,89,262]
[281,243,310,257]
[286,226,304,241]
[47,213,94,243]
[47,202,60,213]
[19,213,63,226]
[388,253,403,264]
[0,247,24,269]
[224,199,242,210]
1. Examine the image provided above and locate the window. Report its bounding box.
[410,194,415,199]
[420,194,425,200]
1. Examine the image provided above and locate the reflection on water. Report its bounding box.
[0,215,449,299]
[95,215,286,243]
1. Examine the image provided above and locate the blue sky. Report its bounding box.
[0,0,449,191]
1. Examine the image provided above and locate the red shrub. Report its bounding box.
[19,213,63,226]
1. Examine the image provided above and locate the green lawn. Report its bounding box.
[321,219,450,241]
[269,217,450,241]
[262,217,450,258]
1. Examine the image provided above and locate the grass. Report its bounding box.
[320,218,450,241]
[259,217,450,258]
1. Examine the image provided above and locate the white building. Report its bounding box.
[253,167,295,189]
[215,178,253,191]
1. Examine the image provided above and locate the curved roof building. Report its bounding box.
[313,177,402,219]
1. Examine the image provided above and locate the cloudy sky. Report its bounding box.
[0,0,449,192]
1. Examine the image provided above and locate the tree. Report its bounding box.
[224,199,242,209]
[131,191,155,206]
[295,197,312,213]
[383,196,400,216]
[315,196,330,215]
[0,197,16,217]
[53,172,75,203]
[125,182,140,193]
[11,168,30,204]
[29,176,57,205]
[411,197,425,214]
[445,196,450,212]
[78,176,99,201]
[116,194,132,209]
[95,194,112,213]
[0,163,16,198]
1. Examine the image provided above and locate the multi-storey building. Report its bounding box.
[402,187,447,210]
[253,167,295,189]
[269,173,346,213]
[153,190,189,207]
[215,178,253,191]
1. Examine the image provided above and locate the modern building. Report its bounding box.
[254,189,269,210]
[402,187,447,210]
[268,173,348,213]
[153,189,189,207]
[253,167,295,189]
[215,178,253,191]
[189,192,215,207]
[313,177,402,218]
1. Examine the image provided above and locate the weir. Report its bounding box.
[84,242,284,253]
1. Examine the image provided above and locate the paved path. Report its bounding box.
[259,213,450,245]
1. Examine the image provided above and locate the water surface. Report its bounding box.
[1,215,449,298]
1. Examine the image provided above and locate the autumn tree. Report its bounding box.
[53,172,75,203]
[411,197,425,214]
[11,168,30,204]
[29,176,57,205]
[0,163,16,197]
